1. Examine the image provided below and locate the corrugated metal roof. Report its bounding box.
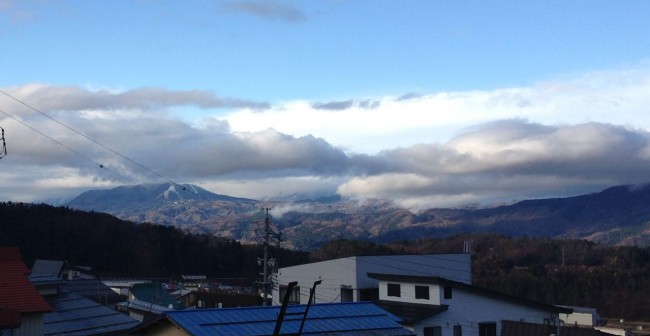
[166,302,415,336]
[63,279,123,304]
[0,247,52,314]
[44,289,140,336]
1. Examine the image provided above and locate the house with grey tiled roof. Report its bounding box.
[31,259,95,280]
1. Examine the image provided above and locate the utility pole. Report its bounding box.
[255,207,281,306]
[0,127,6,159]
[263,207,271,306]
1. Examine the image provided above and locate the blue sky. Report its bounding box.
[4,1,648,100]
[2,1,650,209]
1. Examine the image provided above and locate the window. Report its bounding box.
[453,324,462,336]
[387,283,401,297]
[359,288,378,301]
[444,285,453,299]
[423,326,442,336]
[279,285,301,304]
[479,322,497,336]
[341,286,353,302]
[415,285,430,300]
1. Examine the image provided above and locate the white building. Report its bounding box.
[559,305,602,327]
[368,273,577,336]
[272,254,472,306]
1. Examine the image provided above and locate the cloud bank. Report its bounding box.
[2,64,650,209]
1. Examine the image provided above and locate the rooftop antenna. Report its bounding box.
[463,240,472,254]
[0,127,6,159]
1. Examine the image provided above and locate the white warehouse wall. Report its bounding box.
[273,254,471,305]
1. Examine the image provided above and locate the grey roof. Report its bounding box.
[44,289,140,336]
[118,299,176,315]
[374,300,448,324]
[63,279,123,304]
[31,260,65,277]
[29,274,65,285]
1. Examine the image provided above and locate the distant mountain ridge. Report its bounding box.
[68,183,254,211]
[64,183,650,249]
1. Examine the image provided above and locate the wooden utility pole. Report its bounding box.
[0,127,6,159]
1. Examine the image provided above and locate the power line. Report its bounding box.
[0,109,132,183]
[0,89,192,192]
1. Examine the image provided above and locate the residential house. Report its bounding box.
[103,279,151,297]
[273,254,472,306]
[180,291,262,309]
[367,273,603,336]
[0,247,52,336]
[559,306,605,328]
[130,301,415,336]
[31,259,95,280]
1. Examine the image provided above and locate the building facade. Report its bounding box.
[369,273,573,336]
[273,254,472,306]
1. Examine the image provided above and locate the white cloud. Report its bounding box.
[223,63,650,154]
[2,64,650,208]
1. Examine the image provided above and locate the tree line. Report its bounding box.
[0,202,308,278]
[3,202,649,320]
[312,235,650,321]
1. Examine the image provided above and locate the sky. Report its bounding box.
[1,0,650,210]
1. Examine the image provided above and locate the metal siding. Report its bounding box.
[418,286,558,336]
[14,314,44,336]
[275,257,359,304]
[275,254,471,305]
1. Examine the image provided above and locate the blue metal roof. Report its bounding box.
[166,302,414,336]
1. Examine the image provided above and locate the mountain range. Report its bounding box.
[63,182,650,249]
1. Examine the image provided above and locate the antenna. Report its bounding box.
[463,240,472,254]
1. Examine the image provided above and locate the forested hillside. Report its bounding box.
[0,202,308,277]
[311,236,650,321]
[3,202,649,320]
[64,183,650,249]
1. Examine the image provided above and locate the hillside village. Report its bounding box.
[3,201,650,335]
[2,244,646,336]
[3,0,650,335]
